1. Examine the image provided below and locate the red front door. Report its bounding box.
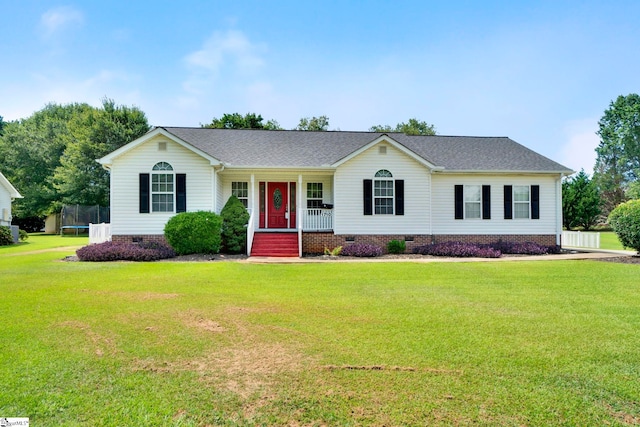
[268,182,288,228]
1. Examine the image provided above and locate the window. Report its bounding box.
[513,185,530,219]
[504,185,539,220]
[232,181,248,207]
[374,169,394,215]
[307,183,323,208]
[464,185,481,219]
[455,185,491,220]
[152,162,174,212]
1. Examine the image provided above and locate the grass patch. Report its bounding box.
[1,235,639,425]
[599,231,628,251]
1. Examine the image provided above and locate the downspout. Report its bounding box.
[556,173,563,246]
[213,164,225,213]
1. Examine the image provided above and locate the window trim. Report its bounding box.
[306,182,323,209]
[231,181,249,208]
[151,162,175,213]
[374,169,394,215]
[513,185,531,219]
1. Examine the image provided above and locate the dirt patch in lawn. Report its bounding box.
[57,320,120,357]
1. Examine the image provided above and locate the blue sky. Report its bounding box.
[2,1,639,173]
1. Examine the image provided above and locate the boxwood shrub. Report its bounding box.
[342,243,384,257]
[387,239,406,254]
[220,195,250,254]
[164,211,222,255]
[608,199,640,253]
[0,226,13,246]
[76,241,176,262]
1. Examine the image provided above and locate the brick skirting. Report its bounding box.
[112,235,168,245]
[302,232,557,255]
[113,233,557,255]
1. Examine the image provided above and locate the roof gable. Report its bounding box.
[0,171,22,198]
[97,127,222,167]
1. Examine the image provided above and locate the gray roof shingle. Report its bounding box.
[160,127,572,173]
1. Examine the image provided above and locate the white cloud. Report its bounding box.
[40,6,84,38]
[182,30,266,97]
[558,118,600,174]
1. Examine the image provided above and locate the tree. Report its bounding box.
[0,100,149,218]
[53,98,150,207]
[593,94,640,215]
[562,170,601,230]
[296,116,329,131]
[220,195,250,254]
[370,118,436,135]
[203,112,282,130]
[0,115,4,136]
[608,199,640,253]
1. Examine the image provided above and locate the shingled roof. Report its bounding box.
[159,127,572,173]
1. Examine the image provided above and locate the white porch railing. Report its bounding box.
[246,208,255,256]
[89,223,111,244]
[302,208,333,231]
[562,231,600,249]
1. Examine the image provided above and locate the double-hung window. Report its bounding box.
[232,182,248,208]
[464,185,481,219]
[307,183,323,208]
[374,170,394,215]
[152,162,174,212]
[513,185,530,219]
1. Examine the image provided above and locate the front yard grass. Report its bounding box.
[1,237,639,425]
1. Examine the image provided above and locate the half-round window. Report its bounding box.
[375,169,393,178]
[153,162,173,171]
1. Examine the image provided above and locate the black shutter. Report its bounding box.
[531,185,540,219]
[363,179,373,215]
[176,174,187,213]
[395,180,404,215]
[504,185,512,220]
[139,173,150,213]
[454,185,464,219]
[482,185,491,219]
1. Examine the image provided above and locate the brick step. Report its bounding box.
[250,233,299,257]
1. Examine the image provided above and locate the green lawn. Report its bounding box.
[1,236,639,426]
[599,231,627,251]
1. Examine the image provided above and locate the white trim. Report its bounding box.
[0,171,22,199]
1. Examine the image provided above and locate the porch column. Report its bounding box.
[298,174,303,230]
[250,174,255,224]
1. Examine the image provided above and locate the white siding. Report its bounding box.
[0,185,11,226]
[334,142,431,234]
[109,135,214,235]
[431,173,561,235]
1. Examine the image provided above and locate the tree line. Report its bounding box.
[563,93,640,230]
[0,104,435,224]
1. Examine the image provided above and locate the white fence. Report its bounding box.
[89,223,112,244]
[562,231,600,249]
[302,209,333,231]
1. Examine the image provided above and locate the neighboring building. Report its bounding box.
[0,171,22,227]
[98,127,573,256]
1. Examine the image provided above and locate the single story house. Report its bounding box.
[0,171,22,227]
[98,127,573,256]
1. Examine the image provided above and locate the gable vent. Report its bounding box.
[158,141,167,151]
[379,146,387,155]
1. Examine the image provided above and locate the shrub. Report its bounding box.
[76,241,176,262]
[413,241,501,258]
[608,199,640,253]
[324,246,343,256]
[0,226,13,246]
[220,196,250,254]
[490,241,555,255]
[164,211,222,255]
[342,243,383,257]
[387,240,406,254]
[18,229,29,241]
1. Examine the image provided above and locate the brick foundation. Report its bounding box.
[302,232,557,254]
[112,235,168,245]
